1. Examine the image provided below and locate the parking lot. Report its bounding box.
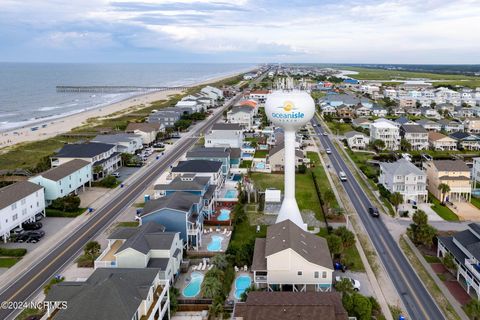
[1,217,72,251]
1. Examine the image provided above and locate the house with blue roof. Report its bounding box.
[139,191,204,250]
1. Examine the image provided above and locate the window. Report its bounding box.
[22,208,27,215]
[297,271,302,276]
[322,271,327,278]
[314,271,319,278]
[21,199,26,205]
[12,214,18,221]
[11,203,17,210]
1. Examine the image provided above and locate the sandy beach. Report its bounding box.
[0,71,246,149]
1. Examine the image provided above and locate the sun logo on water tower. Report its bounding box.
[280,100,296,112]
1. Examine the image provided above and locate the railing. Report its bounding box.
[465,259,480,283]
[94,260,117,268]
[255,275,267,282]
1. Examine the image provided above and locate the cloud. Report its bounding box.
[0,0,479,62]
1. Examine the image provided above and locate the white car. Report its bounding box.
[335,276,360,291]
[323,132,328,136]
[111,172,120,178]
[326,148,331,154]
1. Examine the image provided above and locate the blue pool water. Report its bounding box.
[242,153,253,159]
[224,190,237,198]
[234,275,252,299]
[255,162,266,169]
[218,208,231,221]
[232,174,241,181]
[182,272,204,297]
[207,235,224,251]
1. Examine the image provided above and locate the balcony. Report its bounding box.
[465,259,480,287]
[140,282,169,320]
[255,275,267,283]
[94,240,123,269]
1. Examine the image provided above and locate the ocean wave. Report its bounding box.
[0,113,19,118]
[38,106,62,111]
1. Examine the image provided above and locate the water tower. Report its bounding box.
[265,90,315,230]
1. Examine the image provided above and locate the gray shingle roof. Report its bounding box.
[186,147,230,158]
[251,238,267,270]
[111,222,175,255]
[344,131,366,139]
[154,176,210,191]
[212,123,243,130]
[39,159,90,181]
[141,192,200,216]
[55,143,115,158]
[401,124,428,133]
[0,181,43,210]
[172,160,222,173]
[269,143,304,158]
[264,220,333,269]
[380,158,425,177]
[126,122,161,133]
[46,268,159,320]
[432,160,470,172]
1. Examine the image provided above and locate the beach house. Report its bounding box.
[227,106,255,130]
[139,192,204,250]
[52,143,121,180]
[92,133,143,154]
[400,124,429,150]
[379,158,428,203]
[268,143,305,172]
[171,160,224,187]
[94,222,183,283]
[449,132,480,151]
[45,268,170,320]
[147,109,183,128]
[205,123,244,149]
[126,122,164,146]
[428,132,457,151]
[186,147,231,176]
[251,220,334,292]
[29,159,92,205]
[0,181,45,242]
[345,131,370,150]
[201,85,224,101]
[423,160,472,202]
[369,119,400,150]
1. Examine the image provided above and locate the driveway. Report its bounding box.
[334,270,373,297]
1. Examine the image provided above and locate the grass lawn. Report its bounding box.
[307,152,340,211]
[253,150,268,158]
[230,216,267,248]
[46,207,86,218]
[0,257,21,268]
[325,121,354,135]
[471,197,480,210]
[116,221,139,228]
[430,195,459,221]
[240,160,252,169]
[423,255,441,263]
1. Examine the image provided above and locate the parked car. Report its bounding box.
[111,172,120,178]
[35,213,44,221]
[22,221,43,230]
[323,132,328,136]
[13,233,32,243]
[335,276,361,291]
[10,227,24,235]
[26,230,45,238]
[368,207,380,217]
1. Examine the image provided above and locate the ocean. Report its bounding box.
[0,63,255,131]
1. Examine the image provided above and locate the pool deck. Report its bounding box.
[197,229,232,252]
[175,267,208,298]
[228,271,253,301]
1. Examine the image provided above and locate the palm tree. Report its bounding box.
[210,254,228,271]
[84,241,101,265]
[390,192,404,214]
[201,277,223,298]
[438,183,451,204]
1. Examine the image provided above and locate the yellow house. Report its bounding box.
[423,160,472,202]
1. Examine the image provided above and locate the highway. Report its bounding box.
[311,118,445,320]
[0,92,243,320]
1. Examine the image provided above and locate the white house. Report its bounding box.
[29,159,92,205]
[400,124,429,150]
[92,134,143,154]
[249,90,270,103]
[428,132,457,151]
[175,100,202,113]
[379,158,428,203]
[227,106,255,129]
[370,118,400,150]
[94,222,183,284]
[201,85,224,101]
[251,220,333,292]
[345,131,370,150]
[205,123,244,149]
[0,181,45,242]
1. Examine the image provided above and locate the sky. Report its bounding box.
[1,0,480,64]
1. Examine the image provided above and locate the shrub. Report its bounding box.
[98,175,118,188]
[169,287,180,314]
[44,276,65,295]
[0,248,27,257]
[50,194,81,212]
[297,164,307,174]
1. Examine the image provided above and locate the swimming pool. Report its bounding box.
[182,272,204,298]
[224,190,237,199]
[217,208,231,221]
[232,174,241,181]
[234,274,252,299]
[255,162,266,169]
[207,235,224,251]
[242,153,254,159]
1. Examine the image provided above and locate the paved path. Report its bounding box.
[312,118,445,320]
[0,94,243,320]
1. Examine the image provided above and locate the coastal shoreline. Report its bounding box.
[0,69,252,149]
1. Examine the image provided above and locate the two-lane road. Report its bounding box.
[311,118,445,320]
[0,93,243,320]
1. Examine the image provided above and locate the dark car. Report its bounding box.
[22,221,43,230]
[368,207,380,217]
[27,230,45,238]
[13,233,31,243]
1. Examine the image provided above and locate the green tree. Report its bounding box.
[326,234,343,257]
[84,241,101,264]
[335,278,354,295]
[323,189,336,215]
[342,292,373,320]
[400,138,412,151]
[465,299,480,320]
[43,276,65,295]
[442,252,456,271]
[201,274,223,298]
[438,183,451,204]
[390,192,404,214]
[334,226,355,248]
[50,194,81,212]
[372,139,386,151]
[169,287,180,314]
[407,210,437,246]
